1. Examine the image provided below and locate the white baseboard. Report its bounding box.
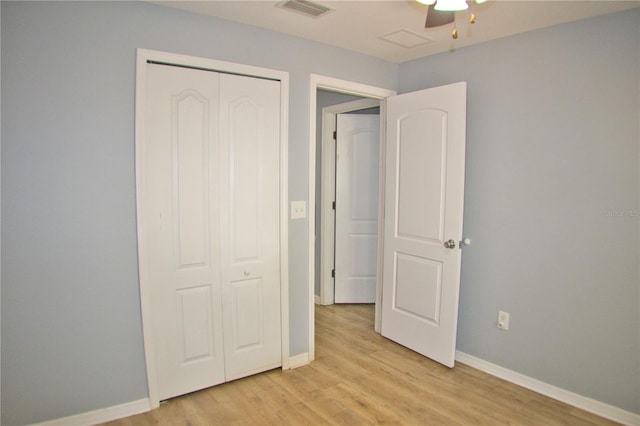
[33,398,150,426]
[314,295,321,305]
[289,352,311,369]
[455,351,639,426]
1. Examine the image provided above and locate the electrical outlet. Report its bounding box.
[497,311,510,331]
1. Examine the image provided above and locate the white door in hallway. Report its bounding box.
[142,63,281,401]
[381,82,467,368]
[334,113,380,303]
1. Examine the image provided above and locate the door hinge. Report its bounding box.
[332,201,336,210]
[331,269,335,278]
[333,130,337,140]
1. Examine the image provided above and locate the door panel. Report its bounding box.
[231,279,263,350]
[335,114,380,303]
[145,63,225,400]
[219,73,282,381]
[178,286,215,361]
[381,82,466,368]
[397,110,447,242]
[175,92,211,267]
[394,253,442,323]
[229,97,261,261]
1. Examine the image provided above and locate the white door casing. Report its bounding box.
[380,82,467,368]
[136,49,289,407]
[334,114,380,303]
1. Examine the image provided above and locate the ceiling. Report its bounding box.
[150,0,639,63]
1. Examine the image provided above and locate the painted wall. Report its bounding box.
[0,1,397,424]
[399,9,640,414]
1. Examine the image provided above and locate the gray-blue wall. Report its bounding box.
[0,1,396,424]
[399,9,640,414]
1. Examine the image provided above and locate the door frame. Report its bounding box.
[135,48,290,408]
[308,74,396,361]
[319,98,381,306]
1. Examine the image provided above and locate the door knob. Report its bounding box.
[444,239,456,249]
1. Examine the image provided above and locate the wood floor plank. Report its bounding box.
[100,304,619,426]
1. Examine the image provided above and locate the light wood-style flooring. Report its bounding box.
[103,304,617,425]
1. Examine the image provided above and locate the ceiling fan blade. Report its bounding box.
[425,4,455,28]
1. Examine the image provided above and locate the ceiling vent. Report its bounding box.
[276,0,333,18]
[379,30,433,49]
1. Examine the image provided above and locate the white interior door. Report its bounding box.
[144,63,226,400]
[380,82,467,368]
[218,73,282,381]
[142,63,281,400]
[334,114,380,303]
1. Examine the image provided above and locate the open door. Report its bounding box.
[380,82,467,368]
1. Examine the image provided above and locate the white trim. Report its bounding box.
[455,351,640,426]
[137,49,288,82]
[135,48,290,406]
[308,74,396,363]
[33,398,150,426]
[319,106,335,306]
[135,49,160,409]
[314,75,397,99]
[279,68,291,371]
[314,294,321,305]
[289,352,311,369]
[373,100,388,333]
[320,98,380,307]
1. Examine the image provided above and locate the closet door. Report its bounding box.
[144,63,225,401]
[142,64,282,400]
[218,74,282,380]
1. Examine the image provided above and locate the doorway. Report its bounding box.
[317,95,381,305]
[307,75,396,361]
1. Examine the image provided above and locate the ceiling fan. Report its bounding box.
[417,0,487,39]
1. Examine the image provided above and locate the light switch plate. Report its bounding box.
[291,200,306,219]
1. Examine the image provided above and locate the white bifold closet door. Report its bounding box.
[143,63,281,401]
